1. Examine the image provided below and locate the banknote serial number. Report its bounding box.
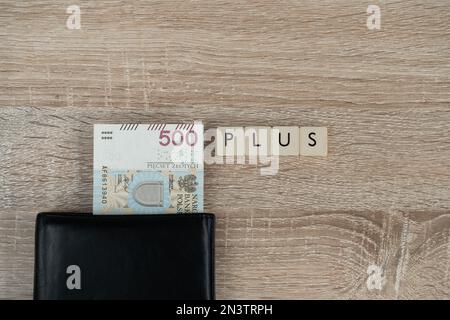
[101,166,108,204]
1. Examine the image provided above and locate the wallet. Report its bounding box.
[34,213,215,300]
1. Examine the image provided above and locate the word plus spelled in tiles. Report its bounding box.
[216,127,327,157]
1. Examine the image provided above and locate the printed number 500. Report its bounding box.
[159,130,198,147]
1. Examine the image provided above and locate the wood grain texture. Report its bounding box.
[1,0,450,299]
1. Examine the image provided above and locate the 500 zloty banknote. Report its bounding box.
[93,123,204,214]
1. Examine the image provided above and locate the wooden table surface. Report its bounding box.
[1,0,450,299]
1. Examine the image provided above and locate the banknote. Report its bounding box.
[93,123,204,214]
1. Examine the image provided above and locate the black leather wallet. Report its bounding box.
[34,213,215,300]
